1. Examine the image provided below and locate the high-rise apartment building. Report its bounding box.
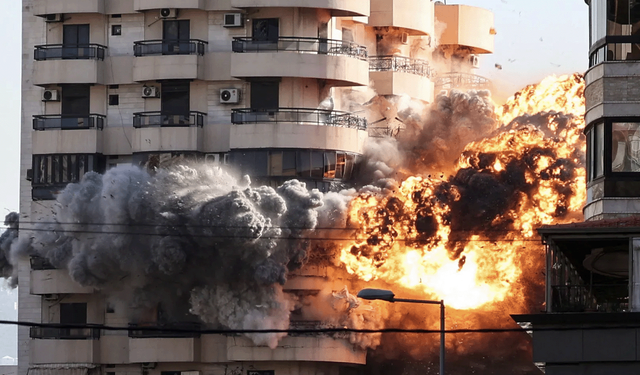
[513,1,640,374]
[19,2,494,375]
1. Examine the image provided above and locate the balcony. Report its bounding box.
[434,72,492,91]
[133,40,207,81]
[33,114,105,131]
[32,115,105,155]
[369,55,435,102]
[134,0,205,11]
[231,37,369,86]
[30,327,101,364]
[435,4,495,54]
[230,108,367,152]
[33,44,106,85]
[230,0,369,17]
[369,0,434,35]
[31,269,94,294]
[129,323,201,363]
[132,111,205,153]
[32,0,105,16]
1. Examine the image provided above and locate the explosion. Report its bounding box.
[340,74,586,310]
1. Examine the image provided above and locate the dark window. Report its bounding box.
[62,24,90,59]
[61,84,90,129]
[111,25,122,36]
[250,80,279,110]
[109,95,119,106]
[252,18,279,42]
[60,303,87,325]
[161,81,190,115]
[163,20,190,55]
[161,372,181,375]
[311,151,324,178]
[32,154,104,186]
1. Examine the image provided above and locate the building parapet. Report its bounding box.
[369,55,434,78]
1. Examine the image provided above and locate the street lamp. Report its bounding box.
[357,288,445,375]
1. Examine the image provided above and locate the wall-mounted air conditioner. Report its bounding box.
[470,54,480,69]
[401,32,409,45]
[224,13,243,28]
[159,8,178,19]
[220,89,240,104]
[142,86,159,98]
[42,89,59,102]
[45,14,63,23]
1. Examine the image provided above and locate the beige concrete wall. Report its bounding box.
[33,60,105,86]
[231,0,369,17]
[132,127,204,153]
[103,127,135,155]
[100,335,130,364]
[106,0,136,14]
[230,124,366,153]
[30,269,94,295]
[129,338,200,362]
[134,0,206,11]
[45,14,107,45]
[133,55,204,81]
[370,71,434,102]
[369,0,434,36]
[231,53,369,87]
[31,339,100,364]
[32,129,104,154]
[32,0,105,16]
[435,4,494,54]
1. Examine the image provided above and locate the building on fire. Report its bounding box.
[18,1,494,375]
[512,0,640,374]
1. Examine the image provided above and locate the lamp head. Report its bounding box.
[357,288,395,302]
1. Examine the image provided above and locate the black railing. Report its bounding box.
[33,114,105,131]
[133,39,208,57]
[133,111,206,128]
[369,55,434,78]
[30,256,56,270]
[551,285,629,313]
[34,44,106,61]
[30,327,101,340]
[128,322,202,338]
[232,37,368,60]
[231,108,367,130]
[434,72,492,90]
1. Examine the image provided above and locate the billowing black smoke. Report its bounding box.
[0,212,18,281]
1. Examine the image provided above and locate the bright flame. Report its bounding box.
[341,74,586,310]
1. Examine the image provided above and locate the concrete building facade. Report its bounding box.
[19,1,495,375]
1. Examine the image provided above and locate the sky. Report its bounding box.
[0,0,589,360]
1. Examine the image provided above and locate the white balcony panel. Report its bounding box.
[133,55,204,82]
[435,4,495,54]
[226,336,366,364]
[369,0,434,35]
[31,339,99,364]
[231,53,368,87]
[230,0,368,16]
[32,0,105,15]
[33,60,104,86]
[132,127,204,153]
[134,0,205,10]
[230,123,367,154]
[32,129,103,155]
[30,269,93,295]
[129,338,200,363]
[370,71,434,103]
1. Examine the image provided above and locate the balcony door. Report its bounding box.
[60,302,87,338]
[161,81,190,125]
[62,24,90,59]
[163,20,190,55]
[61,84,90,129]
[253,18,279,45]
[250,80,279,111]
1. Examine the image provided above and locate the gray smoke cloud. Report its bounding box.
[0,212,19,283]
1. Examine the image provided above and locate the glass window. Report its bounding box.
[282,151,296,176]
[591,0,607,43]
[596,122,605,177]
[612,122,640,171]
[324,152,336,178]
[311,151,324,178]
[297,151,311,177]
[269,151,283,176]
[335,153,346,179]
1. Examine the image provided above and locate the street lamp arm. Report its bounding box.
[393,298,443,305]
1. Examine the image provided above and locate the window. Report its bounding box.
[60,303,87,325]
[111,25,122,36]
[589,0,640,65]
[62,24,90,59]
[61,84,91,128]
[250,80,279,110]
[109,95,119,106]
[596,122,605,178]
[161,81,190,116]
[32,154,104,186]
[252,18,279,42]
[612,122,640,171]
[163,20,190,55]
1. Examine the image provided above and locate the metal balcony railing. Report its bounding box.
[128,322,202,338]
[133,111,206,128]
[434,72,492,90]
[551,285,629,313]
[34,44,106,61]
[232,36,368,60]
[133,39,208,57]
[369,55,434,78]
[30,326,101,340]
[231,108,367,130]
[33,114,105,131]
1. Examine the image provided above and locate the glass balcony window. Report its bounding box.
[232,36,368,60]
[231,108,367,131]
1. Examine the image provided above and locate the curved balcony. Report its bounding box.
[231,37,368,86]
[134,0,205,10]
[435,4,495,54]
[132,111,205,153]
[434,72,492,91]
[33,44,106,85]
[230,0,368,17]
[32,0,104,16]
[133,40,207,81]
[369,0,434,35]
[230,108,367,153]
[32,115,105,155]
[369,55,435,102]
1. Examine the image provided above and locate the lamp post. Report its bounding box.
[357,288,445,375]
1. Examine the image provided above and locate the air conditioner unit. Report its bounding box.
[45,14,63,23]
[401,32,409,45]
[159,8,178,19]
[470,54,480,68]
[220,89,240,104]
[42,89,59,102]
[43,294,59,301]
[223,13,243,28]
[142,86,159,98]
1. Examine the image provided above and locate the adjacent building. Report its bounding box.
[19,2,494,375]
[512,0,640,374]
